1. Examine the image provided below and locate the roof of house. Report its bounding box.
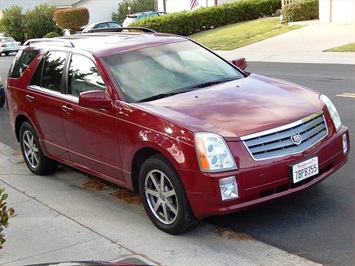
[0,0,82,12]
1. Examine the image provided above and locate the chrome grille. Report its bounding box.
[242,112,328,160]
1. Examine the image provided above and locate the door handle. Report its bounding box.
[62,105,74,113]
[25,95,35,102]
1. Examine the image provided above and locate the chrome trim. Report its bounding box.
[241,111,324,141]
[242,111,328,161]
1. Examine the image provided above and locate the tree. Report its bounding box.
[25,4,61,39]
[112,0,155,23]
[54,7,89,34]
[0,6,24,42]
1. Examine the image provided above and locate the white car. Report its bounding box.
[0,37,21,56]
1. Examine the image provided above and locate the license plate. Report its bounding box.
[290,156,319,183]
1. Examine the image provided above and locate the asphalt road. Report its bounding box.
[1,55,354,266]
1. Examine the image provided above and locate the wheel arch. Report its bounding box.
[15,114,32,142]
[131,147,160,193]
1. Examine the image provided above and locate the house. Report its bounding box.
[319,0,354,23]
[157,0,354,22]
[1,0,354,24]
[0,0,122,24]
[156,0,237,12]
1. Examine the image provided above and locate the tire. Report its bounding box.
[139,154,199,235]
[0,86,5,107]
[20,122,58,175]
[4,52,9,56]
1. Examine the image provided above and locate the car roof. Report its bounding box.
[24,31,187,57]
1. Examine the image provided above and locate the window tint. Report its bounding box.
[68,54,106,97]
[8,49,39,78]
[30,51,66,92]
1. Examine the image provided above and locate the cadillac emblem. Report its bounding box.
[291,132,302,145]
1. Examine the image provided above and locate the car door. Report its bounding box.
[61,53,123,180]
[27,50,70,161]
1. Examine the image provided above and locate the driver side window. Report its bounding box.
[68,54,106,97]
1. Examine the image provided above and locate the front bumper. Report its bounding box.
[183,126,349,219]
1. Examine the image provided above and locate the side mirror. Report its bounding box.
[231,56,247,71]
[78,90,112,109]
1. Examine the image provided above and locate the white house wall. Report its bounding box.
[157,0,239,13]
[74,0,122,24]
[319,0,354,22]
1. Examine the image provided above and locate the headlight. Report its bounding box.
[320,94,342,131]
[195,132,237,172]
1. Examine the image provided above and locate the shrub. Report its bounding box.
[25,4,61,39]
[53,7,89,33]
[0,6,24,41]
[281,0,319,23]
[44,32,60,38]
[0,187,15,249]
[131,0,281,35]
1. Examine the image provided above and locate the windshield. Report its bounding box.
[104,40,244,103]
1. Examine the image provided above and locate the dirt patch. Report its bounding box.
[82,180,106,190]
[216,227,254,241]
[112,189,142,205]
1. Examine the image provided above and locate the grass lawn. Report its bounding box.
[324,42,355,52]
[189,17,304,51]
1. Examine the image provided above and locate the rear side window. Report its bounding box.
[30,51,67,92]
[8,49,39,78]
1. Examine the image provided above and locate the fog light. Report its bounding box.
[219,176,238,201]
[342,134,348,154]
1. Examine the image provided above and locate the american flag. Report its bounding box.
[190,0,199,11]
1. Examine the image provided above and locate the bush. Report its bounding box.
[281,0,319,23]
[0,187,15,249]
[131,0,281,35]
[44,32,60,38]
[25,4,61,39]
[0,6,24,41]
[54,7,89,33]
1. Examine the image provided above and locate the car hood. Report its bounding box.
[136,74,323,139]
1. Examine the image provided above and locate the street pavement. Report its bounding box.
[1,20,354,265]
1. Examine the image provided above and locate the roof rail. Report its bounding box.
[23,38,75,48]
[87,27,156,33]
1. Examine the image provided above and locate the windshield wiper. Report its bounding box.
[137,92,178,103]
[137,78,237,103]
[192,78,238,89]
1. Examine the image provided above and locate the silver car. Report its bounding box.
[0,37,21,56]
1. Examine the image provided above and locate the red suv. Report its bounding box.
[6,30,350,234]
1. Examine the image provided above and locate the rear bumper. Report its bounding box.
[183,126,350,219]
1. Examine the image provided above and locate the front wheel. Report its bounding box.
[20,122,58,175]
[139,154,199,234]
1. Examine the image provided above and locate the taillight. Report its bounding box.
[1,44,7,47]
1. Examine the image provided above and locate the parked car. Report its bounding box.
[122,11,166,27]
[6,30,349,235]
[0,77,5,107]
[81,20,121,33]
[0,36,21,56]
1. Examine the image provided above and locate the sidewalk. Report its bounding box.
[220,20,355,64]
[0,145,322,266]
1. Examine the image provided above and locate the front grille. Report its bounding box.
[242,111,328,160]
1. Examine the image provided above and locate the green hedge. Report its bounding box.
[281,0,319,22]
[132,0,281,35]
